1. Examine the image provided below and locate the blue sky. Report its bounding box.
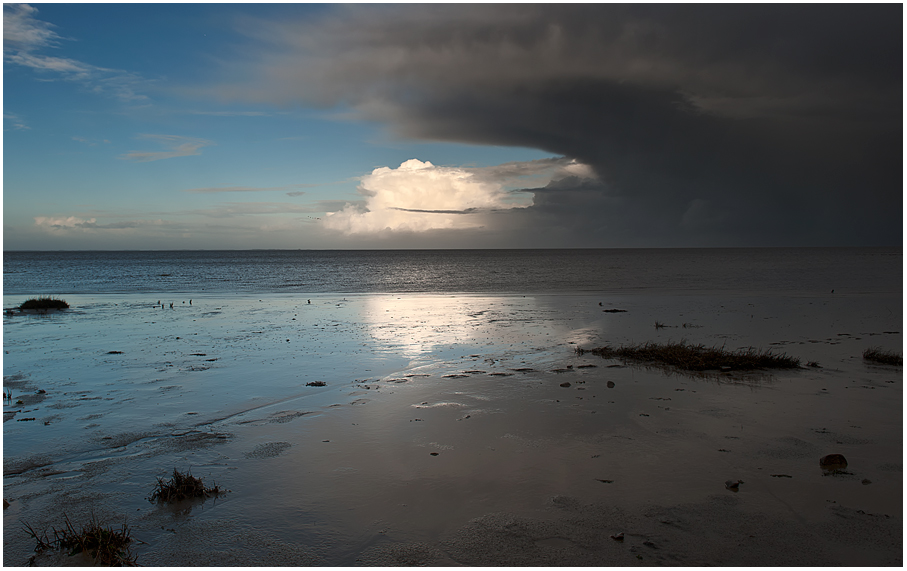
[3,4,901,250]
[3,3,554,250]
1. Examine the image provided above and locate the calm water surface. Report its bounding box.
[3,248,900,296]
[3,248,902,566]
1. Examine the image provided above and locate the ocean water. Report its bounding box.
[3,248,903,565]
[2,247,902,296]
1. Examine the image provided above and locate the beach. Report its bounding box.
[3,290,902,566]
[4,0,902,564]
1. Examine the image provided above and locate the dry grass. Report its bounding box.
[149,468,222,503]
[23,514,136,566]
[18,296,69,310]
[862,347,902,366]
[576,341,800,371]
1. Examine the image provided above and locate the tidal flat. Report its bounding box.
[3,291,902,566]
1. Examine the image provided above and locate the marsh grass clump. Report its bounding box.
[23,514,136,566]
[149,468,221,503]
[862,347,902,366]
[18,296,69,310]
[576,341,800,371]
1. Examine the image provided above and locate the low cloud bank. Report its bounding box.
[33,216,163,231]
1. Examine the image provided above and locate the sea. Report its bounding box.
[3,247,902,296]
[2,247,903,565]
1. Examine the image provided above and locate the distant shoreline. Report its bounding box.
[3,245,902,253]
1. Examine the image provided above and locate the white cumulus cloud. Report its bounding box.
[323,157,593,235]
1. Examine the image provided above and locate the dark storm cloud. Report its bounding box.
[216,4,901,246]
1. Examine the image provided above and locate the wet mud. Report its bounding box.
[3,292,902,565]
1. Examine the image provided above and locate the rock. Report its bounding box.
[607,381,615,388]
[862,479,872,485]
[610,532,624,541]
[725,479,743,491]
[560,382,571,387]
[3,499,8,509]
[819,454,848,469]
[306,381,327,387]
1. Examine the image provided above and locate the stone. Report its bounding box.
[725,479,743,490]
[819,454,848,469]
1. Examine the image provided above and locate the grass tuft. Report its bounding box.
[23,514,136,566]
[18,296,69,310]
[576,341,800,371]
[149,468,222,503]
[862,347,902,366]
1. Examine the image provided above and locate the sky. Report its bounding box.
[2,3,902,250]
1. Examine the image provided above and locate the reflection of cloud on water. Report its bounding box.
[360,295,571,360]
[564,327,602,348]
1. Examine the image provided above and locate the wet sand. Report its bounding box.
[3,292,902,566]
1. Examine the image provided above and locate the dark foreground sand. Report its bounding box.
[3,292,902,566]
